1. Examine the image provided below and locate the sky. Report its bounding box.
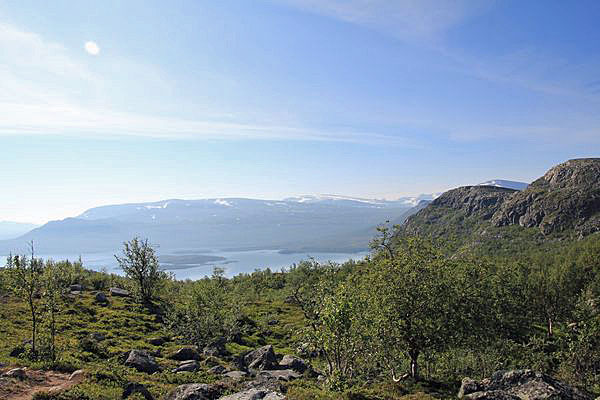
[1,0,599,224]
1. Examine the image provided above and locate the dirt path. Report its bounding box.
[0,367,83,400]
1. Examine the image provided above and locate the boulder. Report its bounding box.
[208,365,228,375]
[458,370,594,400]
[224,370,248,380]
[166,383,225,400]
[3,367,26,379]
[95,292,109,303]
[172,360,200,373]
[169,347,200,361]
[123,382,154,400]
[243,345,278,371]
[124,350,161,373]
[278,355,309,374]
[110,287,130,297]
[218,389,285,400]
[258,370,301,382]
[70,284,85,292]
[241,376,286,394]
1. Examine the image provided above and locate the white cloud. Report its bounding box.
[0,23,93,81]
[277,0,491,42]
[0,21,415,144]
[84,41,100,55]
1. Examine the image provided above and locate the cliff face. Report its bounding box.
[402,158,600,241]
[492,159,600,235]
[401,186,517,238]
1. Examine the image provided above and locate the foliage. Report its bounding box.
[366,233,490,380]
[5,244,45,356]
[166,267,239,348]
[115,237,170,304]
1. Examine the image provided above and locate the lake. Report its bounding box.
[0,249,369,279]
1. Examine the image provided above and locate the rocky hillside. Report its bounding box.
[401,158,600,247]
[492,158,600,235]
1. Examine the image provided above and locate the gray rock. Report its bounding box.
[172,360,200,373]
[218,389,285,400]
[70,284,85,292]
[243,345,278,371]
[123,382,154,400]
[462,391,521,400]
[166,383,225,400]
[458,370,594,400]
[208,365,228,375]
[169,347,200,361]
[3,367,26,379]
[224,370,248,380]
[124,350,161,373]
[110,287,130,297]
[95,292,109,303]
[278,355,310,374]
[258,370,301,382]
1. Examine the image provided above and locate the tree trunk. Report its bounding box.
[30,296,37,356]
[409,350,419,380]
[32,310,36,355]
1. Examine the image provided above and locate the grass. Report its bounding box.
[1,287,461,399]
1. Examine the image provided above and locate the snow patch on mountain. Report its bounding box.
[477,180,528,191]
[145,202,170,209]
[214,199,233,207]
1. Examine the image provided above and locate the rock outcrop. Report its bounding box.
[110,287,130,297]
[458,370,594,400]
[172,360,200,373]
[124,350,161,373]
[218,389,285,400]
[492,158,600,235]
[242,345,278,371]
[278,355,311,374]
[166,383,226,400]
[169,347,200,361]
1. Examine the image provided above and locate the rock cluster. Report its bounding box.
[458,369,594,400]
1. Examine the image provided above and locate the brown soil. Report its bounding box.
[0,367,83,400]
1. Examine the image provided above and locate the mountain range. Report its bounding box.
[0,181,526,256]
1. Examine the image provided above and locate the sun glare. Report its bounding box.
[84,41,100,55]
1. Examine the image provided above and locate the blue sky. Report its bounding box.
[1,0,599,223]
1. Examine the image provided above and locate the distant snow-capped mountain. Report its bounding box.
[0,195,429,254]
[477,180,528,191]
